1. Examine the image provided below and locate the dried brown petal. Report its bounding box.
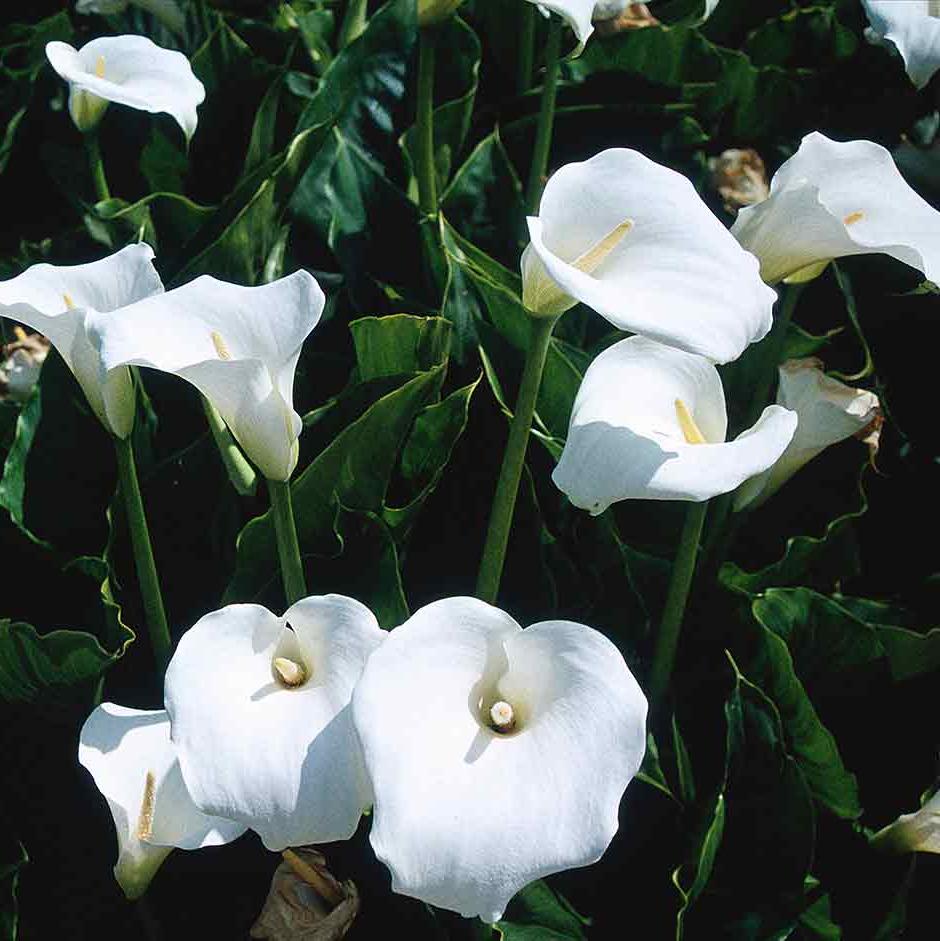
[250,848,359,941]
[594,3,659,35]
[708,148,770,215]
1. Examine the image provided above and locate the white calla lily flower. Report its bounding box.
[352,596,647,923]
[732,132,940,285]
[734,358,881,511]
[46,35,204,139]
[862,1,940,89]
[76,0,187,35]
[0,244,164,438]
[552,336,798,513]
[522,148,776,363]
[871,790,940,854]
[164,596,385,852]
[79,703,246,899]
[87,270,325,481]
[526,0,597,53]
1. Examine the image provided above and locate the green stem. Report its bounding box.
[476,315,557,603]
[201,397,257,497]
[416,26,439,217]
[701,282,807,569]
[525,15,563,214]
[337,0,368,48]
[85,131,111,202]
[268,478,306,605]
[648,500,709,707]
[113,435,171,673]
[517,4,536,95]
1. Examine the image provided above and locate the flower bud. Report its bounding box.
[417,0,463,27]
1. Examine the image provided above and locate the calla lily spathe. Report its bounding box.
[732,132,940,285]
[552,336,798,513]
[164,596,384,852]
[352,597,647,923]
[862,0,940,89]
[46,35,204,139]
[734,358,881,511]
[527,0,597,53]
[522,148,776,363]
[87,270,324,481]
[79,704,246,899]
[871,789,940,854]
[0,244,164,438]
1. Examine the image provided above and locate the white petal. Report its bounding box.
[552,336,797,511]
[863,1,940,89]
[0,244,164,437]
[872,790,940,854]
[732,132,940,285]
[523,149,775,363]
[527,0,595,52]
[352,598,647,923]
[79,704,245,899]
[46,35,205,140]
[734,358,880,510]
[87,270,325,479]
[165,597,384,851]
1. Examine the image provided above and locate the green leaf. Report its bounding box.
[0,386,43,545]
[674,794,726,936]
[497,880,589,941]
[349,314,451,381]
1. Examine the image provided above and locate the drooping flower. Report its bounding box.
[526,0,597,53]
[86,270,325,481]
[870,789,940,854]
[79,703,246,899]
[352,596,648,923]
[521,148,776,363]
[164,596,384,851]
[46,35,204,139]
[552,336,798,514]
[0,244,164,438]
[75,0,186,35]
[733,358,881,510]
[708,148,770,215]
[862,0,940,89]
[732,132,940,286]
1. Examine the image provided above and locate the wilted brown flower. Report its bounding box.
[708,148,770,215]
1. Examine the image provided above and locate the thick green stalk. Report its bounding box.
[201,397,257,496]
[416,26,439,217]
[268,478,306,605]
[337,0,368,48]
[476,315,557,603]
[517,4,536,95]
[85,131,111,202]
[525,15,563,214]
[648,500,709,707]
[113,435,171,672]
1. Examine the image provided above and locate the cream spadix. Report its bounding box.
[164,597,384,851]
[86,270,324,481]
[352,597,648,923]
[732,132,940,285]
[552,336,798,513]
[522,148,776,363]
[79,704,245,899]
[0,244,164,438]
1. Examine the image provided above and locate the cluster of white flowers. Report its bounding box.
[4,5,938,923]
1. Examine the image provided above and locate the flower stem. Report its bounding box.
[85,131,111,202]
[517,4,536,95]
[337,0,368,48]
[201,397,257,497]
[416,25,439,218]
[113,435,171,673]
[268,478,306,605]
[525,15,563,214]
[648,500,709,707]
[476,315,557,604]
